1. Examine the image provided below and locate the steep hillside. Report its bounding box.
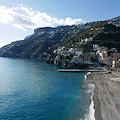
[52,21,120,52]
[0,25,84,58]
[0,16,120,58]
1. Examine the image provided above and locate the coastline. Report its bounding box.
[79,72,95,120]
[84,72,95,120]
[92,71,120,120]
[57,69,120,120]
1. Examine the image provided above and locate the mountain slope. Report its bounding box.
[51,21,120,52]
[0,16,120,58]
[0,25,82,58]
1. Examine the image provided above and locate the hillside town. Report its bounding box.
[46,37,120,71]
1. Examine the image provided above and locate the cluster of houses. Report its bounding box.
[51,43,120,70]
[94,45,120,69]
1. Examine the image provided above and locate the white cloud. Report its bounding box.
[0,5,86,31]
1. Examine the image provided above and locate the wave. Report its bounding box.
[82,94,95,120]
[79,72,95,120]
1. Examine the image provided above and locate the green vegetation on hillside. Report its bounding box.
[0,16,120,58]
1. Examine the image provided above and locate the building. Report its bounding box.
[110,53,120,60]
[68,48,76,54]
[89,51,96,60]
[102,56,112,66]
[112,59,120,68]
[54,55,61,65]
[70,55,84,64]
[75,50,83,56]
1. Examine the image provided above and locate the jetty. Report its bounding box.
[57,69,104,72]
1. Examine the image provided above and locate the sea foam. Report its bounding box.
[79,72,95,120]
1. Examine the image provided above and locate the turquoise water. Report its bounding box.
[0,57,88,120]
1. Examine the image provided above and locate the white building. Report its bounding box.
[68,48,75,54]
[75,50,83,56]
[54,55,61,65]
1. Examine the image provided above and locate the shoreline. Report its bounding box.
[85,72,95,120]
[79,72,95,120]
[58,68,120,120]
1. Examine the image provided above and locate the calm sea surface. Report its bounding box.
[0,57,90,120]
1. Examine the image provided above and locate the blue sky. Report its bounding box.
[0,0,119,47]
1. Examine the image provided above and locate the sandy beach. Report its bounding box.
[92,71,120,120]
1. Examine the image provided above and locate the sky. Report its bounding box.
[0,0,119,48]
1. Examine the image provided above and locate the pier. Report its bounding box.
[57,69,104,72]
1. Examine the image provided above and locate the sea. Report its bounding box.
[0,57,95,120]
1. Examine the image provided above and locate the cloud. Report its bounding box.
[0,5,86,31]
